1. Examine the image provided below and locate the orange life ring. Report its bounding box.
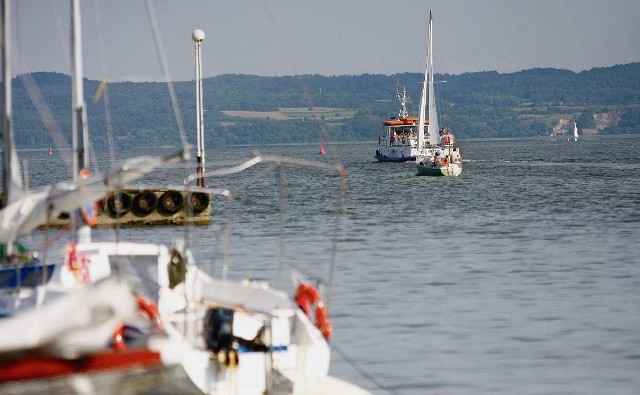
[294,283,332,340]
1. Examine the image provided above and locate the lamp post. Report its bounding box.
[192,29,206,187]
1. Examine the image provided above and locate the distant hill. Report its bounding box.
[8,62,640,149]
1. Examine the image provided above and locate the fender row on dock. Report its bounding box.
[79,188,211,227]
[0,189,212,227]
[98,188,211,226]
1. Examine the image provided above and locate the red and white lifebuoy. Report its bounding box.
[294,283,332,340]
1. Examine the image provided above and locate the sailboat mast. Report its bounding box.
[427,11,440,146]
[416,15,429,150]
[70,0,91,242]
[2,0,22,258]
[71,0,88,179]
[1,0,19,206]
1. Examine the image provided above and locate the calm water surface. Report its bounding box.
[19,135,640,394]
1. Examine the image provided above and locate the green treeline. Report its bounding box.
[7,62,640,149]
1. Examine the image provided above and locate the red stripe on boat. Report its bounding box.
[0,349,162,382]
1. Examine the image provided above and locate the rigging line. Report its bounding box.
[14,72,72,171]
[429,14,448,129]
[261,0,342,164]
[144,0,193,254]
[50,1,70,71]
[438,80,448,129]
[330,341,398,395]
[219,163,277,280]
[70,1,99,177]
[11,5,71,171]
[276,165,286,289]
[200,193,231,280]
[143,0,189,152]
[93,0,115,167]
[196,157,341,286]
[218,164,318,285]
[220,192,232,281]
[326,167,346,310]
[35,227,70,257]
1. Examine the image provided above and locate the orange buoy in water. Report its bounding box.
[319,139,326,155]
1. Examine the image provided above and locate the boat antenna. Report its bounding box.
[396,86,409,119]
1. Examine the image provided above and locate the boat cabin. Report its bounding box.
[376,117,428,162]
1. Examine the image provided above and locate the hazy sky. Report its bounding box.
[9,0,640,82]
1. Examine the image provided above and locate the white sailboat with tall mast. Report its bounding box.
[416,11,462,177]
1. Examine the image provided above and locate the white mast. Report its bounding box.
[71,0,88,179]
[192,29,206,187]
[2,0,24,258]
[71,0,90,242]
[416,15,429,151]
[426,11,440,147]
[2,0,22,209]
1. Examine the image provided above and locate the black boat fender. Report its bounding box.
[131,190,158,217]
[185,192,210,215]
[106,192,132,218]
[157,190,184,216]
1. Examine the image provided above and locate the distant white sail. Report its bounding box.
[573,119,579,139]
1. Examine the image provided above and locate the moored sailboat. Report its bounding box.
[0,1,187,390]
[415,11,462,177]
[158,155,369,394]
[61,154,371,395]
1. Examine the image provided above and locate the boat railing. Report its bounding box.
[184,153,347,302]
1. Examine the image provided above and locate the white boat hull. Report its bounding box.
[416,161,462,177]
[375,143,418,163]
[70,241,366,394]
